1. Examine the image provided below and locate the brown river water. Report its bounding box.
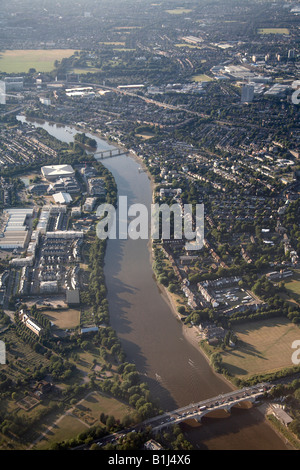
[18,117,291,450]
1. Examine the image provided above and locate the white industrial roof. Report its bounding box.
[41,164,75,179]
[53,192,73,204]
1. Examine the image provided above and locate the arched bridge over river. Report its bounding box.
[83,383,273,449]
[142,383,272,432]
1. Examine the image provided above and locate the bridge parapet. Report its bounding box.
[148,384,270,432]
[94,148,128,159]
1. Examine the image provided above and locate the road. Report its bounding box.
[74,382,272,449]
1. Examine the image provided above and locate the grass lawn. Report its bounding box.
[99,41,125,46]
[135,131,155,140]
[74,391,132,423]
[283,270,300,303]
[71,67,102,75]
[0,49,76,73]
[258,28,289,35]
[221,318,300,378]
[35,414,90,449]
[165,8,193,14]
[192,74,213,82]
[35,391,133,449]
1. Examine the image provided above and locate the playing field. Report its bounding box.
[192,74,213,82]
[221,318,300,378]
[284,270,300,303]
[135,131,155,140]
[42,308,80,330]
[166,8,193,14]
[71,67,101,75]
[35,391,133,449]
[258,28,289,35]
[99,41,125,46]
[0,49,76,73]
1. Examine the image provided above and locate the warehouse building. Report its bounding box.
[0,208,34,249]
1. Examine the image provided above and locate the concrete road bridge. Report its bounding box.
[75,383,273,449]
[142,383,272,432]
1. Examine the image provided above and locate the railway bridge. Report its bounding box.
[94,148,129,159]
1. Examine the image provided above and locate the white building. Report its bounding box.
[53,192,73,205]
[41,164,75,181]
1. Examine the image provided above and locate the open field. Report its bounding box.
[284,269,300,302]
[75,391,132,422]
[42,308,80,330]
[221,318,300,378]
[35,391,133,449]
[165,8,193,15]
[0,49,76,73]
[71,67,101,75]
[99,41,125,46]
[135,131,155,140]
[35,414,89,450]
[258,28,289,35]
[192,74,214,82]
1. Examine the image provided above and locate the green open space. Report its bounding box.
[99,41,125,46]
[35,391,133,449]
[221,318,300,378]
[192,74,214,82]
[135,131,155,140]
[71,67,102,75]
[165,8,193,15]
[0,329,50,383]
[0,49,77,73]
[283,270,300,303]
[35,413,89,450]
[258,28,289,35]
[42,308,80,330]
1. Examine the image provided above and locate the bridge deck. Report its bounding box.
[143,382,271,431]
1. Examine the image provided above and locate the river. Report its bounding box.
[16,116,291,450]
